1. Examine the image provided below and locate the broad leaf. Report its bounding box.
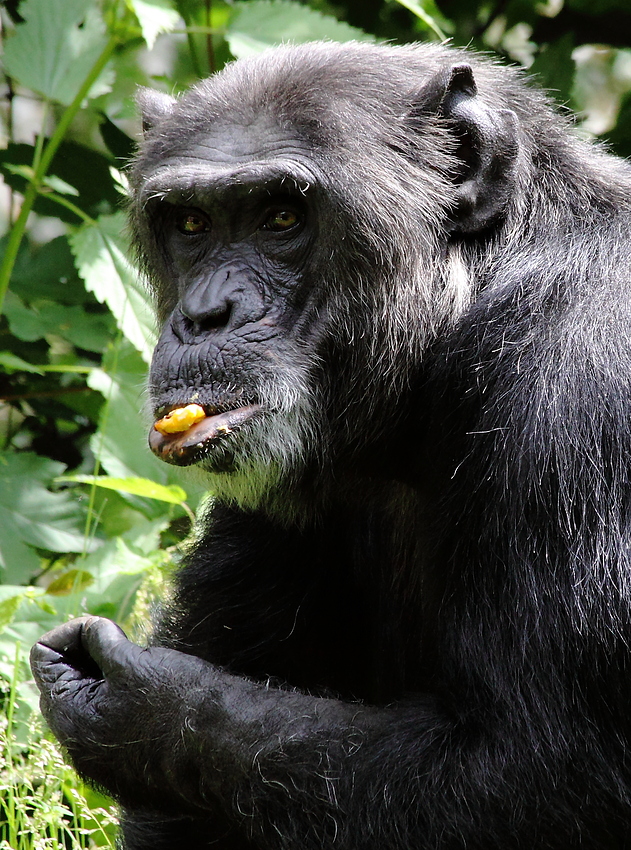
[530,34,576,107]
[0,586,45,631]
[46,569,94,596]
[8,236,87,305]
[226,1,372,58]
[4,291,114,351]
[66,475,188,504]
[130,0,181,49]
[52,518,171,621]
[70,213,158,362]
[3,0,112,106]
[391,0,447,39]
[0,453,95,583]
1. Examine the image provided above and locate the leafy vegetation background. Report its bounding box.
[0,0,630,844]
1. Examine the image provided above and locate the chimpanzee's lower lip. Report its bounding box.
[148,404,262,466]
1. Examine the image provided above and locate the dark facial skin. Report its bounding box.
[142,124,321,468]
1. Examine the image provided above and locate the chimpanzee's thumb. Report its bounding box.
[79,616,142,676]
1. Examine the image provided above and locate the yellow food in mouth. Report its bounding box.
[154,404,206,435]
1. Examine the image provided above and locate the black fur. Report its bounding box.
[30,41,631,848]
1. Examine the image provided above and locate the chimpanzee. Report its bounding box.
[30,41,631,849]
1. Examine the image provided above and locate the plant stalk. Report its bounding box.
[0,35,117,314]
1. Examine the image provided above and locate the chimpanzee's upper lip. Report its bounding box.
[148,403,262,466]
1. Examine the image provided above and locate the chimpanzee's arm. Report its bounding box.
[30,616,457,849]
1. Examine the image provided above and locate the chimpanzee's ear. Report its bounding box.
[419,63,520,233]
[136,88,177,135]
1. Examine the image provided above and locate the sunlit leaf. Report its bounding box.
[0,587,45,631]
[129,0,181,49]
[65,475,188,504]
[42,175,81,197]
[70,213,158,362]
[46,569,94,596]
[3,0,113,106]
[226,1,372,58]
[391,0,447,39]
[63,520,170,621]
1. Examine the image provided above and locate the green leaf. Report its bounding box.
[3,163,35,181]
[0,351,44,374]
[0,586,45,630]
[226,1,372,57]
[0,453,95,583]
[3,0,113,106]
[129,0,181,49]
[46,569,94,596]
[391,0,447,39]
[39,365,93,373]
[2,291,42,342]
[3,290,115,351]
[9,236,87,305]
[70,213,158,362]
[0,594,22,630]
[39,303,115,352]
[42,174,80,197]
[89,342,161,481]
[0,538,40,590]
[60,519,169,620]
[65,475,188,504]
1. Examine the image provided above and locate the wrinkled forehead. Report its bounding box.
[166,111,302,159]
[135,117,321,207]
[141,105,308,161]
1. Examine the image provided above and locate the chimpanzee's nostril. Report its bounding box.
[171,300,235,344]
[192,302,234,334]
[178,268,238,336]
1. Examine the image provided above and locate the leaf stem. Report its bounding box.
[42,190,97,225]
[31,101,50,175]
[0,34,117,315]
[205,0,216,73]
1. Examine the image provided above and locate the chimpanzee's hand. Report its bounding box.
[30,616,365,822]
[30,616,211,811]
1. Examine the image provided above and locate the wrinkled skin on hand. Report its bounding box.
[30,615,364,828]
[29,617,222,813]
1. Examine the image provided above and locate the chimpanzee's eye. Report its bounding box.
[176,210,210,235]
[262,209,302,232]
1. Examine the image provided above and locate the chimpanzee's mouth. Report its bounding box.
[148,403,263,466]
